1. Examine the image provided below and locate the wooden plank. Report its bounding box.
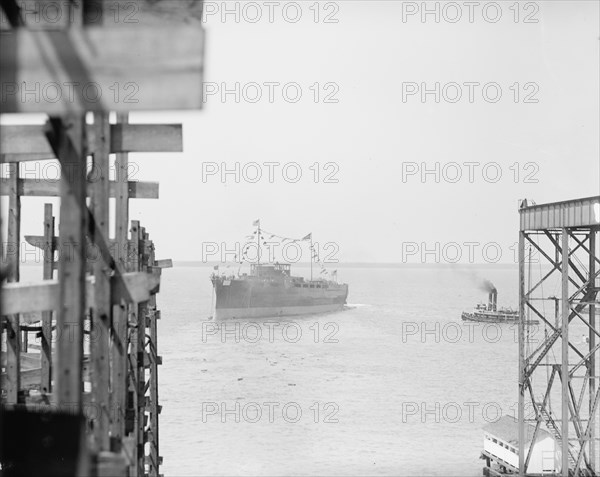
[129,221,144,475]
[2,0,205,30]
[148,245,161,477]
[1,367,41,389]
[8,390,93,408]
[111,113,129,441]
[1,124,183,158]
[40,203,54,394]
[0,26,204,113]
[0,124,51,154]
[1,273,160,315]
[13,311,43,326]
[106,0,205,26]
[1,365,92,391]
[1,352,40,370]
[0,178,159,199]
[91,112,111,451]
[46,116,86,408]
[0,153,54,163]
[4,163,21,403]
[25,235,134,255]
[25,234,56,249]
[111,124,182,153]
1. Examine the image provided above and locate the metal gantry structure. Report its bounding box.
[0,0,204,475]
[518,196,600,476]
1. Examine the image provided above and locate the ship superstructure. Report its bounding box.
[461,288,539,324]
[211,263,348,319]
[210,222,348,319]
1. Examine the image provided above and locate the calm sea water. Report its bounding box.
[19,262,582,476]
[156,264,526,477]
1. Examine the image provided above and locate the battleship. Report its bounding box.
[461,288,539,324]
[210,222,349,320]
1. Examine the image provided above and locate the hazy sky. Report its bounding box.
[3,1,599,264]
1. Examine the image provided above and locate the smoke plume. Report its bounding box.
[479,279,497,294]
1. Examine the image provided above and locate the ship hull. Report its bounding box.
[213,277,348,320]
[461,312,539,325]
[214,303,345,320]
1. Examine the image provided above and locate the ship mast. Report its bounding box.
[310,234,313,281]
[256,220,261,276]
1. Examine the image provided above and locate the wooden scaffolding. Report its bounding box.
[0,1,204,475]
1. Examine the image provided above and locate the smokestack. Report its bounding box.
[488,288,497,312]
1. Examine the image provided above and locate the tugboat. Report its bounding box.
[461,288,539,324]
[210,221,349,320]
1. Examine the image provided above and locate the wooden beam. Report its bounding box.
[40,203,54,394]
[1,364,92,390]
[5,0,205,29]
[1,352,40,370]
[0,125,51,154]
[107,0,205,26]
[1,124,183,159]
[1,273,160,315]
[148,241,161,477]
[25,235,134,254]
[0,178,159,199]
[0,27,204,113]
[110,124,183,153]
[111,113,129,441]
[1,367,41,389]
[130,220,144,475]
[3,163,21,403]
[91,112,111,451]
[0,153,54,163]
[25,234,56,249]
[47,116,86,408]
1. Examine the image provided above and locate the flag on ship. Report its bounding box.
[253,219,260,226]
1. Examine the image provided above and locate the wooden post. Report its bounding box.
[47,116,87,409]
[137,229,147,477]
[110,112,130,444]
[129,220,145,476]
[40,203,55,394]
[91,112,111,450]
[561,228,569,476]
[22,326,28,353]
[115,114,130,271]
[148,242,161,477]
[4,163,21,403]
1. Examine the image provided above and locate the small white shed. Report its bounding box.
[482,415,560,474]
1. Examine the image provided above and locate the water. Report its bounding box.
[19,262,582,475]
[157,264,524,476]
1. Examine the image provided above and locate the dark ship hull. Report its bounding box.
[212,264,348,320]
